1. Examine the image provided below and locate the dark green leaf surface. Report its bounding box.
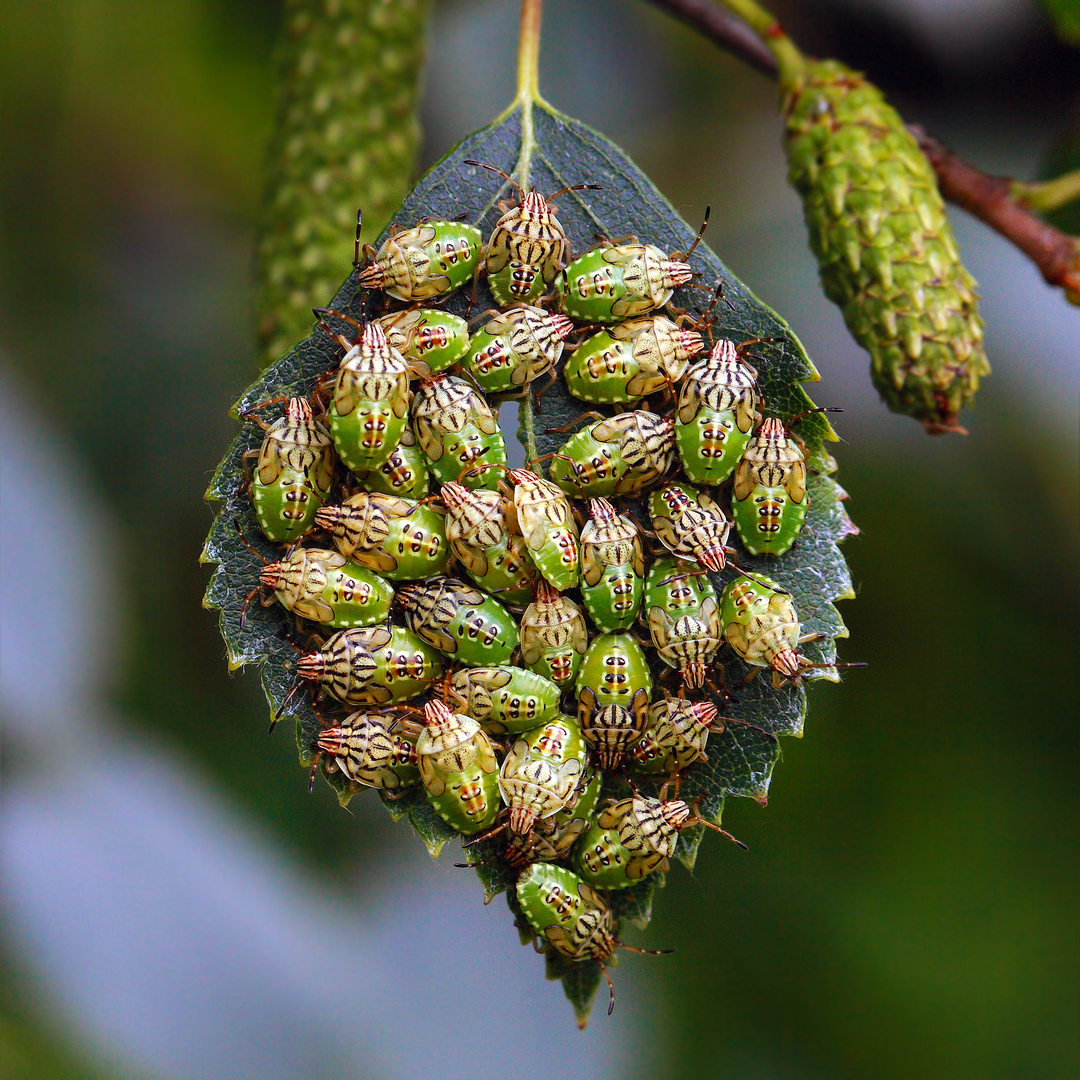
[202,99,856,1026]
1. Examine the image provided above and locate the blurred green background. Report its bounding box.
[1,1,1076,1077]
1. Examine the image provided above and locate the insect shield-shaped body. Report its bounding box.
[249,398,334,543]
[298,626,443,706]
[397,576,519,667]
[315,493,448,581]
[508,469,579,591]
[556,241,694,324]
[417,700,499,835]
[498,716,588,838]
[579,498,644,633]
[731,417,809,556]
[549,411,675,499]
[564,316,704,403]
[372,308,470,378]
[675,339,762,486]
[440,482,537,605]
[357,219,482,301]
[515,863,616,967]
[720,571,807,686]
[315,711,420,793]
[479,177,571,306]
[327,323,410,473]
[462,305,574,394]
[649,482,731,572]
[450,666,561,735]
[574,796,694,888]
[645,556,722,688]
[259,549,394,628]
[504,767,601,867]
[351,427,430,500]
[519,581,589,688]
[411,373,507,490]
[633,698,721,776]
[576,632,652,770]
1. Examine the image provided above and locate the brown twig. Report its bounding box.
[640,0,1080,302]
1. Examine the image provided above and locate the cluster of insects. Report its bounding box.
[222,160,852,1023]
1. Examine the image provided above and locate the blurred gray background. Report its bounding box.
[1,1,1077,1077]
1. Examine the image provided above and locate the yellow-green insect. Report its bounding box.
[411,373,508,490]
[519,580,589,687]
[350,427,430,500]
[372,308,470,377]
[579,498,644,633]
[356,214,482,301]
[731,417,809,556]
[675,338,762,486]
[575,632,652,770]
[564,315,705,403]
[314,710,421,794]
[450,666,561,735]
[315,493,448,581]
[645,556,722,688]
[504,768,601,868]
[507,468,580,592]
[440,482,537,605]
[462,305,574,393]
[574,796,743,889]
[297,626,443,707]
[497,716,588,838]
[322,318,410,473]
[548,410,675,499]
[245,398,335,544]
[417,699,500,835]
[397,576,519,667]
[632,697,723,776]
[649,482,731,572]
[250,547,394,628]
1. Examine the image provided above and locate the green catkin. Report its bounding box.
[255,0,431,367]
[782,60,990,433]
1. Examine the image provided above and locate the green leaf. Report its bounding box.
[202,98,856,1027]
[1036,0,1080,44]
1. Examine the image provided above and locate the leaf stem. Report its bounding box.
[1011,168,1080,213]
[711,0,805,82]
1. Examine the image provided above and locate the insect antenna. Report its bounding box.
[463,159,524,200]
[680,204,711,260]
[352,208,363,268]
[597,959,616,1019]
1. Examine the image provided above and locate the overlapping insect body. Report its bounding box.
[555,241,694,323]
[576,633,652,770]
[440,482,537,604]
[720,571,809,686]
[258,548,394,628]
[357,219,483,301]
[249,398,335,543]
[564,315,705,403]
[482,184,571,307]
[731,417,809,556]
[417,700,500,834]
[549,410,675,498]
[450,666,561,735]
[498,716,588,837]
[675,339,763,485]
[515,863,616,965]
[649,482,731,572]
[411,373,508,489]
[504,769,601,868]
[508,469,580,591]
[645,556,722,688]
[315,711,421,792]
[350,427,430,499]
[315,492,449,580]
[463,305,575,393]
[327,323,411,473]
[397,576,519,666]
[633,697,720,775]
[578,498,644,633]
[519,581,589,687]
[372,308,470,377]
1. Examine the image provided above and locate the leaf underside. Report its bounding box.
[202,100,856,1025]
